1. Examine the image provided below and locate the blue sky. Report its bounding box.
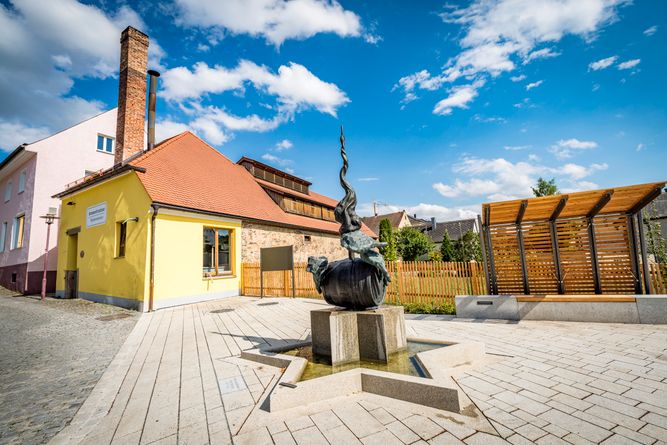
[0,0,665,220]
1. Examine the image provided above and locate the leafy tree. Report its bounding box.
[378,218,397,261]
[440,231,456,261]
[428,250,443,262]
[454,230,482,262]
[532,177,559,197]
[644,203,666,264]
[396,227,433,261]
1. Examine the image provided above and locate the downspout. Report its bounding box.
[149,204,159,311]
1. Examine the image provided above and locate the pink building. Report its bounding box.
[0,109,117,293]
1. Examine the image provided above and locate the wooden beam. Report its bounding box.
[516,224,530,295]
[636,212,652,294]
[587,191,614,218]
[483,206,498,294]
[516,200,528,225]
[628,186,663,214]
[549,220,564,294]
[550,196,568,221]
[627,215,643,294]
[587,218,602,294]
[477,214,492,295]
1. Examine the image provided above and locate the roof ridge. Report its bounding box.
[130,130,192,164]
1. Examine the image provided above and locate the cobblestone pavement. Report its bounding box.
[0,295,139,445]
[50,297,667,445]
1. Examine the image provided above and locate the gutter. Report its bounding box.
[149,203,159,312]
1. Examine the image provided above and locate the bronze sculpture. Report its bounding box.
[307,128,391,309]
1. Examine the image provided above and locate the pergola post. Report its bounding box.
[549,197,568,294]
[477,214,492,295]
[636,212,652,294]
[586,191,613,295]
[483,206,498,295]
[627,214,643,294]
[516,201,530,295]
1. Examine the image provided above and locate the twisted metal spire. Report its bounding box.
[334,126,362,235]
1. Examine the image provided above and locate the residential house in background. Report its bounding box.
[0,109,117,293]
[360,210,415,235]
[54,27,372,311]
[424,218,478,251]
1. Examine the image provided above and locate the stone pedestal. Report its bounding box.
[311,306,407,365]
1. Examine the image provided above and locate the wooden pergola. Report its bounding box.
[479,181,666,296]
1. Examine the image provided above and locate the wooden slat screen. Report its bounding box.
[554,218,595,294]
[523,221,559,294]
[489,225,524,294]
[594,215,636,294]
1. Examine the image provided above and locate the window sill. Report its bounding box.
[203,274,236,281]
[114,256,126,260]
[96,150,114,155]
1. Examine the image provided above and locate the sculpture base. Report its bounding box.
[310,306,407,365]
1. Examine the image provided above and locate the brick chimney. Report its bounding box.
[115,26,149,165]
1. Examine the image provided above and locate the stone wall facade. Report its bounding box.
[241,222,347,263]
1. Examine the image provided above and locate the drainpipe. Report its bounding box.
[149,204,159,311]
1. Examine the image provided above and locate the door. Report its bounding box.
[64,233,78,298]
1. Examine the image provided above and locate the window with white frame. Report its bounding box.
[18,170,26,194]
[97,134,114,154]
[11,214,24,249]
[0,222,6,252]
[4,181,12,202]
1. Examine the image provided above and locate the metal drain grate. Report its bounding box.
[96,313,132,321]
[257,302,279,306]
[210,308,235,313]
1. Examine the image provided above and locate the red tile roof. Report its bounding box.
[130,131,375,236]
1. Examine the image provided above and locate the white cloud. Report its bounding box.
[636,143,645,152]
[0,0,163,134]
[549,138,598,159]
[528,154,540,161]
[155,119,190,143]
[261,152,292,167]
[174,0,364,46]
[160,60,348,144]
[433,84,480,116]
[473,114,507,123]
[358,202,478,221]
[525,80,543,90]
[522,47,561,64]
[504,145,531,151]
[643,25,658,36]
[432,156,609,201]
[0,120,50,152]
[275,139,293,151]
[162,60,349,116]
[510,74,526,82]
[617,58,640,70]
[592,83,600,92]
[358,177,379,182]
[589,55,618,70]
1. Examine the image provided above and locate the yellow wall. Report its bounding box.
[152,209,242,309]
[55,172,152,309]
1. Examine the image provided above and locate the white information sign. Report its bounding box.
[86,202,107,228]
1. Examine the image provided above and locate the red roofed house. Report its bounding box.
[53,27,370,311]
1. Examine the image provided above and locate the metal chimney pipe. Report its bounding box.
[147,69,160,150]
[431,217,436,231]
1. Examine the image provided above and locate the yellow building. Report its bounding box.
[53,26,372,311]
[54,132,372,311]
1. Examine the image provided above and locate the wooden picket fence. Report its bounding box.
[649,262,667,294]
[241,261,487,305]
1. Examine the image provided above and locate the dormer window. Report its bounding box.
[97,135,114,154]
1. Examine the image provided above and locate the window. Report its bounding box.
[4,181,12,202]
[97,135,114,154]
[203,227,232,276]
[0,222,6,252]
[11,214,24,249]
[18,171,26,194]
[117,221,127,257]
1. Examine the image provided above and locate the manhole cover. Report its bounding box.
[257,302,279,306]
[210,308,235,313]
[96,313,132,321]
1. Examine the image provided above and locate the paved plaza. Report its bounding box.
[0,295,139,445]
[44,296,667,445]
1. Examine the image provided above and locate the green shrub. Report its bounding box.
[400,301,456,315]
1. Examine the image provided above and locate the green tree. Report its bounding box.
[440,231,456,261]
[532,177,559,197]
[454,230,482,262]
[644,203,667,264]
[378,218,397,261]
[396,227,433,261]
